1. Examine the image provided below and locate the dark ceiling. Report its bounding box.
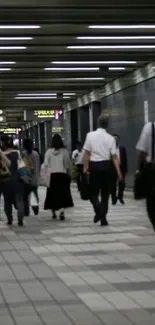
[0,1,155,125]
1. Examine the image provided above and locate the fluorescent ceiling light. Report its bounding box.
[63,92,76,95]
[0,46,26,50]
[44,67,99,71]
[0,37,33,40]
[108,67,125,70]
[77,36,155,40]
[0,61,16,64]
[89,24,155,29]
[0,68,11,71]
[63,96,71,99]
[52,61,137,64]
[55,77,104,81]
[17,93,57,96]
[0,25,40,29]
[68,45,155,49]
[15,96,57,99]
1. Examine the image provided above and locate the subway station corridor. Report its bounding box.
[0,187,155,325]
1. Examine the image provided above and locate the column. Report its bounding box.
[92,101,101,130]
[70,109,78,151]
[79,105,90,144]
[63,111,71,153]
[39,122,45,154]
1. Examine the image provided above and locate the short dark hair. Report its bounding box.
[1,135,13,149]
[23,138,33,154]
[97,114,109,129]
[51,134,64,150]
[76,141,82,146]
[113,134,120,138]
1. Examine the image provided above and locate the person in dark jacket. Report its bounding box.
[111,134,128,205]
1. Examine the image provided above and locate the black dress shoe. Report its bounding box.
[112,197,117,205]
[101,218,109,227]
[7,220,13,226]
[18,220,23,227]
[60,212,65,221]
[93,215,100,223]
[119,198,125,205]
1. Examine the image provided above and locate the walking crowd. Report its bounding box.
[0,113,154,232]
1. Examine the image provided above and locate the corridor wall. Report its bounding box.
[101,77,155,186]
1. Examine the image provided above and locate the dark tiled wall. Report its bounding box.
[80,105,90,145]
[101,78,155,187]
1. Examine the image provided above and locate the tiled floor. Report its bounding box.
[0,187,155,324]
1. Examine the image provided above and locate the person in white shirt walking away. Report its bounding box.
[72,141,84,191]
[83,114,122,226]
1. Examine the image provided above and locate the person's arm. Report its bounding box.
[136,123,149,169]
[83,133,91,173]
[43,150,50,168]
[111,139,122,180]
[0,150,11,167]
[64,149,72,176]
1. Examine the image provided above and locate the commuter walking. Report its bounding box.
[1,136,25,226]
[44,134,73,220]
[72,141,84,191]
[83,115,122,226]
[111,134,128,205]
[136,122,155,231]
[23,139,41,215]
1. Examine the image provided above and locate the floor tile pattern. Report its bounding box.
[0,187,155,324]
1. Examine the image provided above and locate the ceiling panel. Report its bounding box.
[0,2,154,124]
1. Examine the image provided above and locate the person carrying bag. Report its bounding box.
[136,122,155,231]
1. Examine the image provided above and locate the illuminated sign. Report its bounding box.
[52,126,64,133]
[24,110,62,121]
[0,128,21,134]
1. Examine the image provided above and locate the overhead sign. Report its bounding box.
[24,110,62,121]
[0,128,21,134]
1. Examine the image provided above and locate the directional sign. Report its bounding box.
[24,110,62,121]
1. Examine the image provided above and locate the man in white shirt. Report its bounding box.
[83,114,122,226]
[72,141,84,191]
[136,122,155,231]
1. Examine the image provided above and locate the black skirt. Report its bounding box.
[44,173,74,210]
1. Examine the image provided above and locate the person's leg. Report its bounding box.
[76,165,81,191]
[111,174,118,205]
[100,172,110,226]
[52,209,57,219]
[146,195,155,231]
[89,164,100,223]
[59,208,65,221]
[118,177,125,204]
[31,187,39,215]
[3,180,13,224]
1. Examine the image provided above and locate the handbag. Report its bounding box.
[80,173,90,200]
[134,123,155,200]
[17,151,32,184]
[40,164,51,187]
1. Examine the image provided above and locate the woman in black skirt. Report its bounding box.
[44,134,73,220]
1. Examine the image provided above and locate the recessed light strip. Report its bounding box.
[0,61,16,64]
[77,36,155,40]
[63,93,76,95]
[68,45,155,49]
[0,68,11,71]
[0,46,26,50]
[52,61,137,64]
[44,67,100,71]
[89,24,155,29]
[0,25,40,29]
[17,93,57,96]
[15,96,57,99]
[0,37,33,40]
[108,67,125,70]
[55,77,104,81]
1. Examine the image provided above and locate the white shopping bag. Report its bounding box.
[30,192,38,207]
[40,164,51,187]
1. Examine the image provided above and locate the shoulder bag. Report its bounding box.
[134,123,155,200]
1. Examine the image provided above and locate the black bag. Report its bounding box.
[80,173,90,200]
[134,123,155,200]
